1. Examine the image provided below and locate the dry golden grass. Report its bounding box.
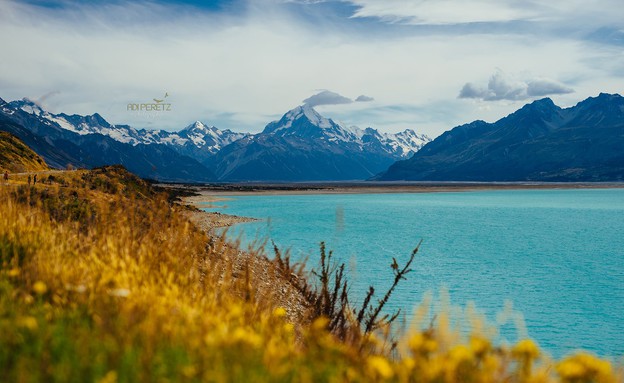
[0,131,48,173]
[0,166,621,382]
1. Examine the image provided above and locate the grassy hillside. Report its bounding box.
[0,165,621,382]
[0,131,49,173]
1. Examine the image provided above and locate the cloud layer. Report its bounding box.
[303,90,353,107]
[0,0,622,137]
[302,90,374,107]
[346,0,624,27]
[459,71,574,101]
[355,95,374,102]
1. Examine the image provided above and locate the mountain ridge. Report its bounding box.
[0,99,217,182]
[2,98,430,182]
[207,104,431,181]
[376,93,624,182]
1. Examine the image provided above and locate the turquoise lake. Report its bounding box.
[203,188,624,358]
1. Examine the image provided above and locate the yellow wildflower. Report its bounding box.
[181,365,197,378]
[17,316,38,331]
[557,353,613,382]
[557,359,585,380]
[283,323,294,334]
[32,281,47,295]
[312,316,329,331]
[450,344,473,363]
[470,335,491,356]
[231,327,262,348]
[409,332,437,355]
[273,307,287,318]
[97,371,118,383]
[367,355,394,379]
[513,339,540,359]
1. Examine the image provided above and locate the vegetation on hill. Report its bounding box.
[0,131,49,173]
[0,165,621,382]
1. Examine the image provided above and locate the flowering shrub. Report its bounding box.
[0,167,621,382]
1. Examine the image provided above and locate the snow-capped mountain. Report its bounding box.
[177,121,247,154]
[208,105,431,181]
[2,97,432,181]
[9,98,144,144]
[0,99,217,182]
[263,104,430,158]
[8,98,247,161]
[386,129,431,158]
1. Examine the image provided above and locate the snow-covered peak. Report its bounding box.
[12,98,45,116]
[262,104,430,157]
[268,104,338,133]
[178,120,247,151]
[298,104,333,129]
[381,129,432,158]
[183,121,213,133]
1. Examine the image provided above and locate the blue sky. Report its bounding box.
[1,0,623,137]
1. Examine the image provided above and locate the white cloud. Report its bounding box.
[345,0,624,27]
[355,95,374,102]
[303,90,353,106]
[0,0,621,138]
[526,78,575,97]
[301,91,374,106]
[347,0,535,24]
[459,70,574,101]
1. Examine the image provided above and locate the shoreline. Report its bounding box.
[163,181,624,197]
[180,194,258,230]
[177,194,311,330]
[169,182,624,230]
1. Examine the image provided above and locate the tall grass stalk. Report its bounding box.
[0,166,621,382]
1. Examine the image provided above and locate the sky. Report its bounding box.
[1,0,623,137]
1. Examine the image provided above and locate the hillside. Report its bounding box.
[0,131,48,173]
[377,93,624,181]
[0,162,620,381]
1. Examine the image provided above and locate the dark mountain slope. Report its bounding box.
[377,93,624,181]
[0,99,215,182]
[209,105,430,181]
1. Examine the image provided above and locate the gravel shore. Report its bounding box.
[179,195,312,338]
[181,194,258,230]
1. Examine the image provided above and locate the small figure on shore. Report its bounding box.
[33,174,37,185]
[3,171,8,184]
[28,175,31,186]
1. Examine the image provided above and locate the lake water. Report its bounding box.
[204,188,624,358]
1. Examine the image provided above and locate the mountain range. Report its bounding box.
[377,93,624,181]
[2,93,622,183]
[0,98,216,182]
[207,105,430,181]
[0,98,429,182]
